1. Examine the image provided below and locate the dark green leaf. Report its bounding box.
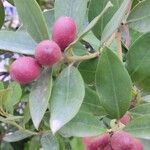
[126,32,150,93]
[96,48,132,118]
[29,69,52,130]
[50,66,85,133]
[14,0,49,42]
[41,132,59,150]
[0,0,5,29]
[59,111,105,137]
[128,0,150,33]
[0,31,36,55]
[125,115,150,139]
[88,0,123,39]
[54,0,89,32]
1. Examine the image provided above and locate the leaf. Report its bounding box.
[96,48,132,119]
[0,31,36,55]
[54,0,89,32]
[50,66,85,133]
[78,58,98,85]
[29,69,52,130]
[41,132,59,150]
[3,130,33,142]
[125,115,150,140]
[59,111,105,137]
[80,86,106,116]
[0,141,14,150]
[88,0,123,39]
[101,0,131,44]
[130,103,150,117]
[43,9,55,37]
[127,0,150,33]
[14,0,49,42]
[126,32,150,93]
[0,0,5,29]
[4,82,22,114]
[140,138,150,150]
[70,138,84,150]
[28,136,41,150]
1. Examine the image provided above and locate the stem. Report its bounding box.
[65,51,100,62]
[116,30,122,61]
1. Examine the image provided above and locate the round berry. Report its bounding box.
[10,57,41,84]
[35,40,62,66]
[52,16,77,51]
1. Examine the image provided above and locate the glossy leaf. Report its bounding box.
[0,31,36,55]
[14,0,49,42]
[29,69,52,130]
[126,32,150,92]
[101,0,131,44]
[128,0,150,33]
[96,48,132,119]
[88,0,123,39]
[0,0,5,29]
[54,0,89,32]
[50,66,85,133]
[125,115,150,139]
[59,111,105,137]
[3,130,33,142]
[4,82,22,114]
[41,132,59,150]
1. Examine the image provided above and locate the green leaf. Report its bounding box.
[28,136,41,150]
[96,48,132,119]
[41,132,59,150]
[43,9,55,37]
[0,141,14,150]
[126,32,150,93]
[14,0,49,42]
[0,31,36,55]
[0,0,5,29]
[128,0,150,33]
[80,86,106,116]
[3,130,33,142]
[101,0,131,44]
[59,111,105,137]
[29,69,52,130]
[4,82,22,114]
[125,115,150,140]
[88,0,123,39]
[130,103,150,117]
[54,0,89,32]
[50,66,85,133]
[70,138,84,150]
[78,58,98,85]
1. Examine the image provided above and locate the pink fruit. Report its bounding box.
[52,16,77,51]
[111,131,134,150]
[83,133,110,150]
[10,57,41,84]
[35,40,62,66]
[131,139,143,150]
[120,113,130,125]
[104,145,113,150]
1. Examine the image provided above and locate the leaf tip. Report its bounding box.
[50,119,61,134]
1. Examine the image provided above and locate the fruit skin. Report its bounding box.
[120,113,130,125]
[35,40,62,66]
[104,145,113,150]
[10,57,41,84]
[111,131,134,150]
[83,133,110,150]
[52,16,77,51]
[131,139,143,150]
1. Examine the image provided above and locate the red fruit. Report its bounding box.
[120,113,130,125]
[111,131,134,150]
[104,145,113,150]
[35,40,62,66]
[131,139,143,150]
[10,57,41,84]
[52,16,77,51]
[83,133,110,150]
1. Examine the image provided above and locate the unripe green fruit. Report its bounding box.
[35,40,62,66]
[10,57,41,84]
[52,16,77,51]
[131,139,143,150]
[111,131,134,150]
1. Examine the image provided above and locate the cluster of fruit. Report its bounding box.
[83,113,143,150]
[10,16,77,84]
